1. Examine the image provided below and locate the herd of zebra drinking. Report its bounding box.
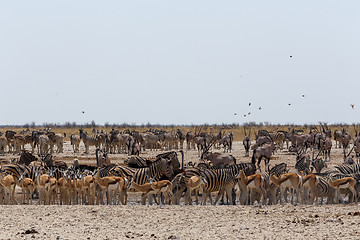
[0,127,360,206]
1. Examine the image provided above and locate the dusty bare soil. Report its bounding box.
[0,140,358,239]
[1,205,360,239]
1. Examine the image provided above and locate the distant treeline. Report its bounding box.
[0,121,358,129]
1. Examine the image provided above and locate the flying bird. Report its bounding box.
[243,114,247,117]
[82,111,85,114]
[259,107,262,110]
[351,104,355,109]
[302,94,305,98]
[234,113,237,115]
[248,112,251,115]
[290,56,293,58]
[288,103,291,106]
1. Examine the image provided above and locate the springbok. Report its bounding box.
[35,172,51,205]
[81,174,97,205]
[149,178,174,205]
[328,177,357,204]
[128,181,157,205]
[18,175,34,205]
[237,171,266,205]
[0,172,16,204]
[93,169,127,205]
[185,175,207,205]
[270,173,303,205]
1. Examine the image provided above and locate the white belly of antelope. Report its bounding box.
[247,180,257,189]
[108,183,119,191]
[281,179,297,189]
[339,183,350,189]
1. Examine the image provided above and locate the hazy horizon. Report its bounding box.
[1,1,359,126]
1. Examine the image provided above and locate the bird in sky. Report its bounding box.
[290,56,293,58]
[259,107,262,110]
[234,113,237,115]
[249,102,251,106]
[302,94,305,98]
[248,112,251,115]
[351,104,355,109]
[82,111,85,114]
[288,103,291,106]
[243,114,247,117]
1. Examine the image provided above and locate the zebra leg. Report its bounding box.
[257,157,262,172]
[214,190,225,205]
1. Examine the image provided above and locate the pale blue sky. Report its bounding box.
[1,1,359,125]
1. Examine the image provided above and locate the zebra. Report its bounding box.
[70,134,81,153]
[131,158,174,185]
[79,129,99,154]
[200,167,240,205]
[295,156,311,175]
[306,175,336,204]
[125,150,183,173]
[273,131,287,150]
[172,167,202,205]
[124,155,154,168]
[334,164,360,175]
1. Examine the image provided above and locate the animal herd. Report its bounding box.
[0,124,360,206]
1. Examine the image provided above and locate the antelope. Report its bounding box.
[57,172,70,205]
[251,140,275,172]
[128,181,157,205]
[185,175,207,205]
[46,175,58,205]
[237,171,266,205]
[185,131,196,150]
[243,127,251,157]
[0,172,17,204]
[149,178,174,205]
[5,130,16,153]
[328,177,357,204]
[18,175,34,204]
[93,169,126,205]
[81,174,97,205]
[270,173,303,205]
[218,132,233,153]
[35,172,51,205]
[0,134,6,155]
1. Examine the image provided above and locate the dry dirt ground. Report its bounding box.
[0,141,359,240]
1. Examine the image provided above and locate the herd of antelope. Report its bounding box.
[0,123,360,206]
